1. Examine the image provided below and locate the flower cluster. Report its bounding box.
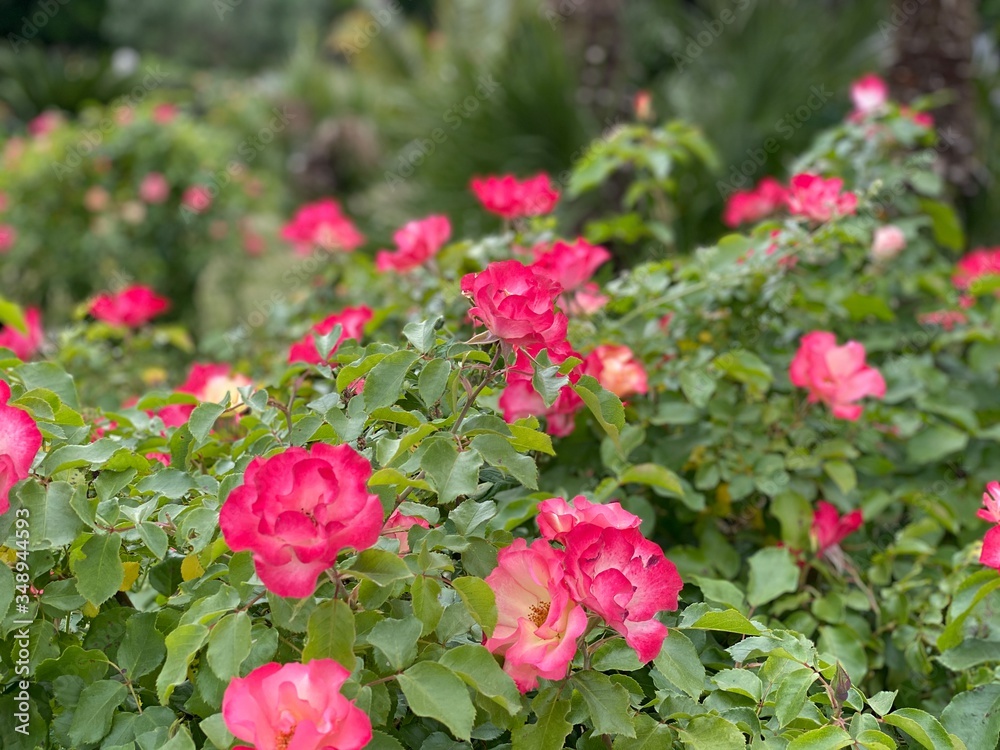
[220,443,383,598]
[470,173,560,220]
[723,173,857,227]
[281,198,365,255]
[88,285,170,328]
[789,331,885,421]
[375,214,451,273]
[484,495,682,691]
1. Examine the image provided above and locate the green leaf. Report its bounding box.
[713,669,763,701]
[512,690,572,750]
[941,685,1000,750]
[451,575,498,635]
[200,713,235,750]
[937,574,1000,650]
[0,296,27,334]
[189,402,227,444]
[592,639,643,672]
[653,631,705,700]
[937,640,1000,671]
[421,439,483,504]
[883,708,955,750]
[347,549,414,586]
[613,714,674,749]
[571,671,636,737]
[368,617,422,671]
[411,576,444,635]
[906,424,968,464]
[396,662,475,741]
[403,317,444,352]
[365,730,406,750]
[823,461,856,495]
[72,533,125,606]
[684,608,761,636]
[156,623,209,704]
[303,599,357,669]
[117,612,166,680]
[918,198,964,251]
[746,547,799,607]
[207,612,252,680]
[16,480,86,550]
[439,644,522,716]
[364,350,420,411]
[774,668,816,727]
[620,463,684,496]
[713,350,773,396]
[470,434,538,489]
[531,348,571,407]
[573,375,626,451]
[679,715,746,749]
[15,361,79,408]
[507,422,555,455]
[867,690,897,717]
[449,498,497,536]
[158,726,197,750]
[785,725,854,750]
[136,469,197,499]
[67,680,127,745]
[418,359,451,406]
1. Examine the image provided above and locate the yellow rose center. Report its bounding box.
[528,601,550,628]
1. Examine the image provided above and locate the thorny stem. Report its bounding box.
[451,346,504,435]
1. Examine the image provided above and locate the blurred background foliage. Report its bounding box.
[2,0,1000,330]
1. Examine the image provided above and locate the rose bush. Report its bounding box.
[0,74,997,750]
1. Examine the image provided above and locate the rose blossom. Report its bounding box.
[139,172,170,204]
[178,363,252,410]
[723,177,787,227]
[849,74,889,117]
[0,308,43,360]
[536,495,641,544]
[789,331,885,420]
[582,345,648,399]
[461,260,567,350]
[222,660,372,750]
[181,185,213,213]
[281,198,365,255]
[375,215,451,273]
[27,110,62,137]
[0,224,15,253]
[470,173,560,220]
[499,342,584,437]
[220,443,383,598]
[152,103,178,124]
[288,306,373,365]
[871,225,906,261]
[979,483,1000,570]
[484,538,588,692]
[952,248,1000,295]
[89,285,170,327]
[563,524,683,662]
[530,238,611,313]
[0,380,43,514]
[785,173,858,223]
[382,508,431,554]
[811,501,863,554]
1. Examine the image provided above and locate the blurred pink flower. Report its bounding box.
[470,173,560,220]
[375,215,451,273]
[789,331,885,420]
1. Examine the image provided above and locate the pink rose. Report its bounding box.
[222,660,372,750]
[979,483,1000,570]
[786,173,857,223]
[27,110,62,137]
[178,363,252,410]
[375,215,451,273]
[0,224,17,252]
[89,285,170,328]
[220,444,383,598]
[287,306,373,365]
[530,238,610,295]
[139,173,170,204]
[849,74,889,117]
[461,260,567,350]
[281,198,365,255]
[152,103,178,124]
[789,331,885,420]
[0,380,43,514]
[382,508,431,554]
[633,90,653,121]
[470,173,560,220]
[917,309,967,330]
[563,524,682,663]
[484,538,588,692]
[811,501,863,554]
[980,483,1000,525]
[536,495,641,544]
[871,225,906,261]
[901,106,934,129]
[181,185,213,213]
[953,248,1000,294]
[568,283,609,315]
[582,344,648,399]
[499,342,584,437]
[723,177,787,227]
[0,308,44,360]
